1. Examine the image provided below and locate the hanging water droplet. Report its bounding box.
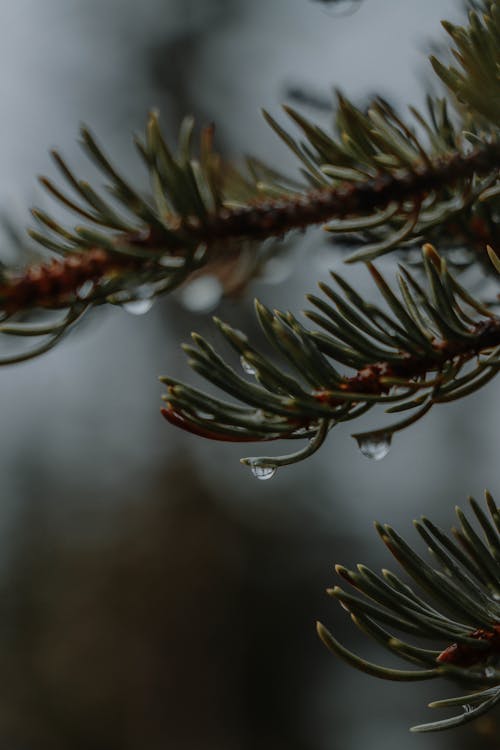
[180,275,223,313]
[76,280,95,300]
[121,283,157,315]
[314,0,362,17]
[240,356,256,376]
[355,431,392,461]
[249,463,277,481]
[484,666,496,678]
[122,298,155,316]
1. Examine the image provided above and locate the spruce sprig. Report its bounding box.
[317,492,500,732]
[161,246,500,476]
[0,4,498,367]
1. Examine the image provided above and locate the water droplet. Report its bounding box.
[492,591,500,601]
[315,0,362,17]
[249,463,277,481]
[119,283,157,315]
[484,666,496,678]
[122,298,155,316]
[462,704,472,714]
[356,431,392,461]
[180,275,223,313]
[76,280,95,300]
[240,356,256,376]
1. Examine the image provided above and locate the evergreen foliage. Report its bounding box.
[318,492,500,732]
[0,0,499,734]
[160,244,500,475]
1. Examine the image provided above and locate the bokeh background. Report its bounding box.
[0,0,497,748]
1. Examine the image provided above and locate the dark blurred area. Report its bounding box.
[0,460,353,750]
[0,1,498,748]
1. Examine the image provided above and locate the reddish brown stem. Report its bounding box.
[437,625,500,667]
[197,141,500,241]
[2,140,500,315]
[165,317,500,443]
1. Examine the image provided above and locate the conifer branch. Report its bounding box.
[0,111,497,360]
[160,246,500,476]
[13,127,500,294]
[317,492,500,732]
[0,1,497,372]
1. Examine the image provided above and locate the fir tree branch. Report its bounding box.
[0,108,497,362]
[16,131,500,283]
[317,491,500,733]
[0,249,125,313]
[14,135,499,286]
[185,137,500,258]
[14,105,500,312]
[0,1,498,367]
[160,246,500,476]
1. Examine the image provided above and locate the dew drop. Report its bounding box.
[180,275,222,313]
[249,463,277,481]
[356,431,392,461]
[240,356,256,376]
[122,298,155,316]
[120,282,157,315]
[76,280,95,300]
[315,0,362,17]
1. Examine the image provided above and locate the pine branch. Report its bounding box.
[1,111,498,361]
[0,1,498,367]
[317,491,500,733]
[0,249,126,313]
[17,102,500,303]
[183,137,500,259]
[12,133,500,295]
[160,245,500,477]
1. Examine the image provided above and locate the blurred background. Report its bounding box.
[0,0,497,747]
